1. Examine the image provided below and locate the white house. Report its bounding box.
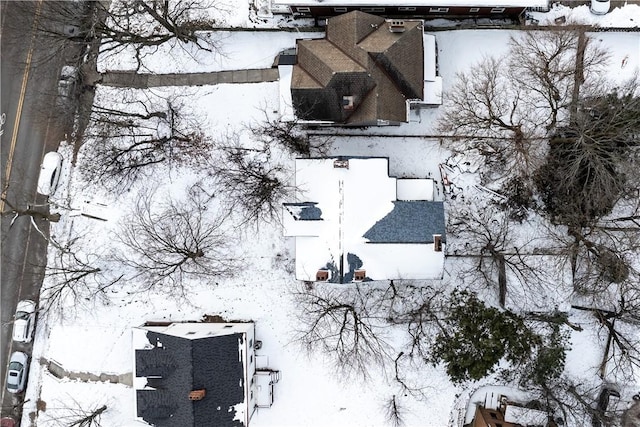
[284,157,446,282]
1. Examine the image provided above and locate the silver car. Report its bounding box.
[13,300,36,343]
[6,352,29,394]
[57,65,78,101]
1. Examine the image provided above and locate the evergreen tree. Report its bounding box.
[430,290,540,383]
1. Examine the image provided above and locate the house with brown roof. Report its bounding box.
[466,389,558,427]
[284,11,437,126]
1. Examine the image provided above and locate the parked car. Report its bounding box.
[13,299,36,343]
[37,152,63,196]
[6,352,29,394]
[0,417,16,427]
[56,65,79,108]
[591,0,610,15]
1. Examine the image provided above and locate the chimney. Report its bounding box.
[433,235,442,252]
[189,389,206,401]
[343,95,354,110]
[354,269,366,281]
[316,270,329,281]
[389,20,405,33]
[333,159,349,169]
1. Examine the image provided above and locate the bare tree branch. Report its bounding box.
[114,184,238,296]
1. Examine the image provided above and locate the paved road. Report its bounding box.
[0,0,69,419]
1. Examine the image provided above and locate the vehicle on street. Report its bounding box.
[56,65,79,108]
[37,152,63,196]
[0,417,16,427]
[591,0,610,14]
[6,352,29,394]
[13,299,36,343]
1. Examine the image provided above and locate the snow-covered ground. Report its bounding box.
[97,31,324,73]
[528,2,640,27]
[20,3,640,427]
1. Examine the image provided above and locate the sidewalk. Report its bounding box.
[43,358,133,386]
[99,68,279,88]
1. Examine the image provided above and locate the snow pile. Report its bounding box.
[529,3,640,27]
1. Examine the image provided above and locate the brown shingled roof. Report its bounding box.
[291,11,424,126]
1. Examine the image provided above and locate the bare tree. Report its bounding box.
[293,283,392,380]
[67,404,107,427]
[447,201,552,307]
[572,281,640,382]
[41,231,122,317]
[437,57,547,179]
[80,88,213,193]
[114,185,237,296]
[38,396,108,427]
[247,109,333,157]
[211,131,295,226]
[1,197,61,229]
[384,283,444,362]
[528,376,624,427]
[508,29,609,131]
[383,394,406,427]
[438,30,613,185]
[8,0,227,69]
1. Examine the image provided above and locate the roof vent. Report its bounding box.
[433,234,442,252]
[333,159,349,169]
[316,270,329,281]
[189,389,206,401]
[343,95,354,110]
[389,21,405,33]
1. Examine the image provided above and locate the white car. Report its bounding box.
[6,352,29,394]
[591,0,610,15]
[37,152,63,196]
[13,300,36,343]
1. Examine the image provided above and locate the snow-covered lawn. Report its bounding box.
[98,31,324,74]
[21,5,640,427]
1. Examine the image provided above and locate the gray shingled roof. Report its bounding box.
[135,332,246,427]
[284,202,323,220]
[363,201,446,243]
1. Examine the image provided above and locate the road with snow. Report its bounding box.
[0,1,70,419]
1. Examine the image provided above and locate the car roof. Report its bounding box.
[9,352,28,364]
[42,152,62,167]
[60,65,78,78]
[16,300,35,312]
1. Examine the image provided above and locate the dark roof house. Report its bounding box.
[133,322,258,427]
[263,0,549,21]
[290,11,425,126]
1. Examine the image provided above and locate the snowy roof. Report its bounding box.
[397,178,435,201]
[274,0,548,7]
[420,34,443,105]
[133,324,251,427]
[284,157,445,281]
[504,405,552,426]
